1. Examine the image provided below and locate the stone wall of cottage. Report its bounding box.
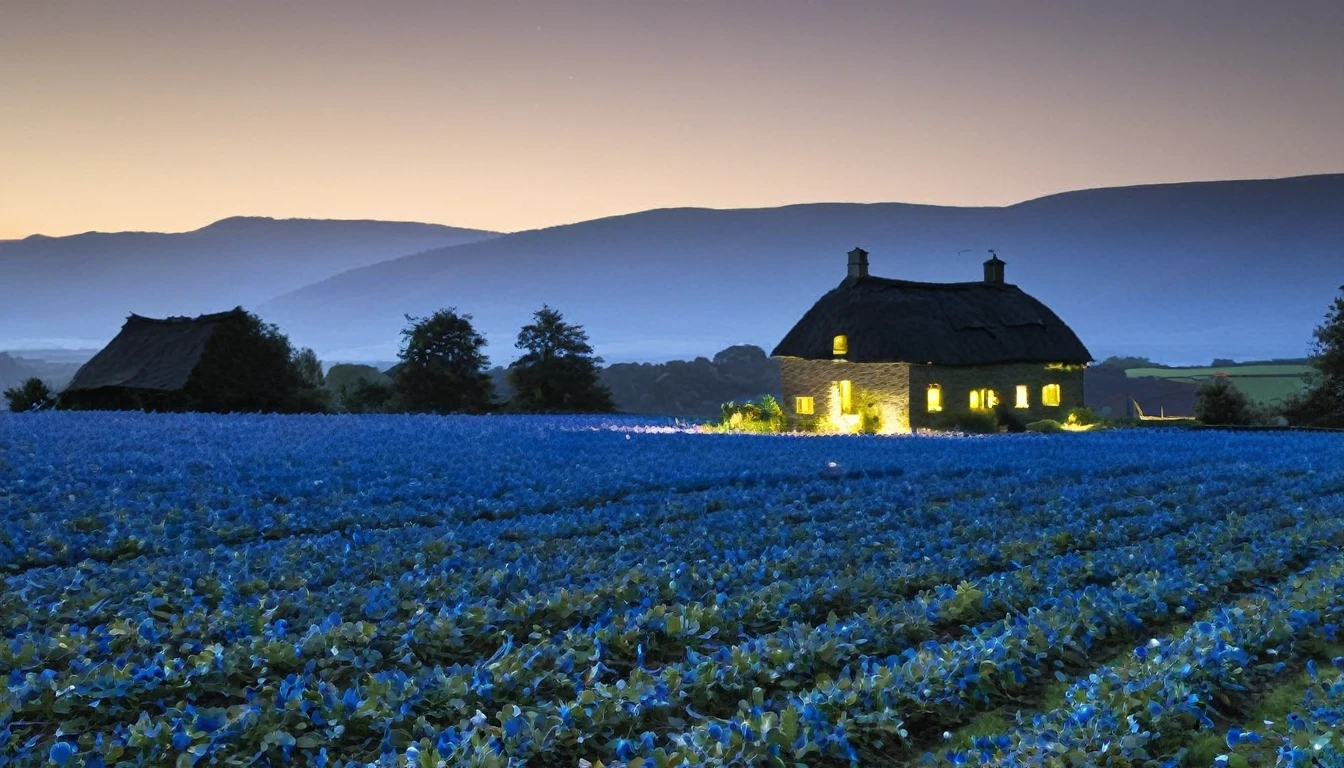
[780,357,1085,432]
[780,358,912,433]
[907,362,1085,429]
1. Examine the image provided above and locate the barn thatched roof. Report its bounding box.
[65,309,244,392]
[772,275,1091,366]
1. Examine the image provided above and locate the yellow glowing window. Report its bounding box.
[1016,385,1029,409]
[927,384,943,412]
[833,334,848,356]
[795,396,814,415]
[1042,383,1062,407]
[838,379,854,414]
[970,388,998,410]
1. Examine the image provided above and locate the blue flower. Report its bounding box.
[48,742,75,767]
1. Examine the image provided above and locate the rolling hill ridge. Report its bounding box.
[5,175,1341,365]
[0,217,496,349]
[262,174,1344,364]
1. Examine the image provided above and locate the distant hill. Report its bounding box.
[0,353,24,388]
[1,348,97,365]
[261,174,1344,364]
[0,217,497,349]
[0,352,83,394]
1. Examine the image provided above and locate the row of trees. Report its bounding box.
[4,305,614,415]
[326,305,613,414]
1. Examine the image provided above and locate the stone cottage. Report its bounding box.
[771,248,1092,432]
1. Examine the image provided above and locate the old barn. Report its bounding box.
[62,307,305,412]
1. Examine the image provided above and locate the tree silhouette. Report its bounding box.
[291,348,325,388]
[1285,284,1344,427]
[180,310,312,413]
[507,305,614,412]
[393,309,495,414]
[4,377,54,412]
[1193,377,1254,426]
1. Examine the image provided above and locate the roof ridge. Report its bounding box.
[775,273,1091,364]
[845,275,1021,290]
[126,308,246,325]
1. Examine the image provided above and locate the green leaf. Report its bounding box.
[781,706,798,742]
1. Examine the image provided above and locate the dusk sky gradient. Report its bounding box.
[3,0,1343,239]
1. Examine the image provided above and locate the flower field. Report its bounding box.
[3,413,1344,767]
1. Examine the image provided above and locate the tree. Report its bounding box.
[326,364,391,412]
[393,309,496,414]
[178,310,322,413]
[292,348,325,388]
[1284,284,1344,427]
[344,379,395,414]
[1193,377,1254,426]
[282,346,333,412]
[325,363,384,393]
[4,377,55,412]
[506,305,614,413]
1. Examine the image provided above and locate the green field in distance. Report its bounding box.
[1126,364,1312,405]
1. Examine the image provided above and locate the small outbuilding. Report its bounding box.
[62,307,304,412]
[66,310,242,395]
[772,248,1091,433]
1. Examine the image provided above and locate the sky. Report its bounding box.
[2,0,1343,239]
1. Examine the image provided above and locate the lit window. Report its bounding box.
[838,379,854,414]
[927,384,942,412]
[833,334,848,356]
[1043,383,1061,407]
[795,396,814,415]
[970,388,999,410]
[1016,385,1029,409]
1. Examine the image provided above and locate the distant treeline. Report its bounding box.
[1091,355,1310,370]
[325,344,781,419]
[318,305,615,415]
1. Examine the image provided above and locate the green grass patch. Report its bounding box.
[1178,639,1344,765]
[1125,365,1312,406]
[944,712,1013,752]
[1183,731,1241,766]
[1037,679,1072,711]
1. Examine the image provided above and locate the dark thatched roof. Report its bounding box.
[65,309,245,392]
[772,276,1091,366]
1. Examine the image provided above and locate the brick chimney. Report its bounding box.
[983,250,1005,284]
[847,247,869,280]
